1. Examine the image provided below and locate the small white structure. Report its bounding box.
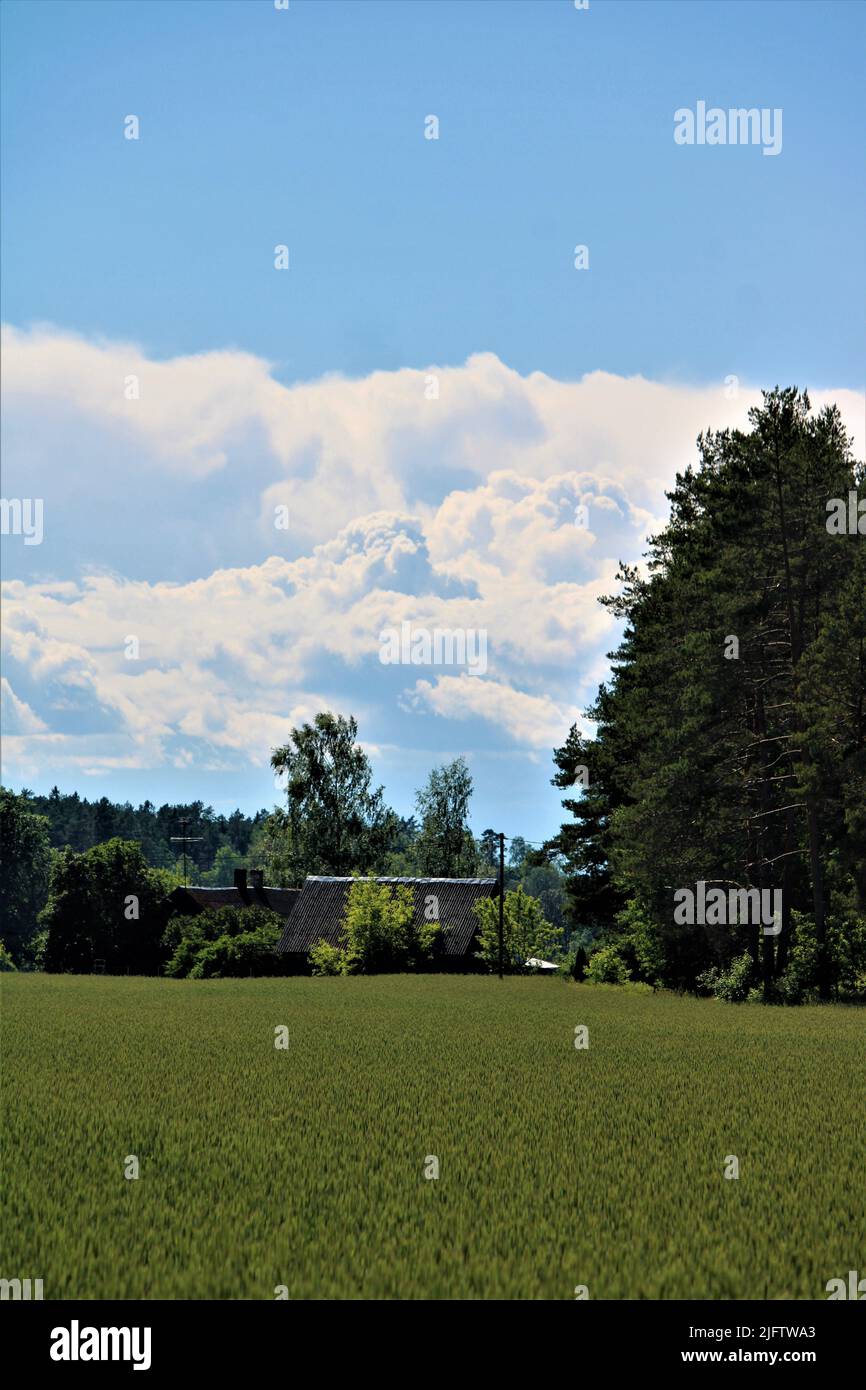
[525,957,559,972]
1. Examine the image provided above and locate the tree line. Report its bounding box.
[15,789,267,872]
[0,736,566,973]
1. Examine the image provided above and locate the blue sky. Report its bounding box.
[2,0,864,844]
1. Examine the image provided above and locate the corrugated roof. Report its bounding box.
[169,886,301,919]
[275,876,499,957]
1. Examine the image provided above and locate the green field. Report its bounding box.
[2,974,863,1300]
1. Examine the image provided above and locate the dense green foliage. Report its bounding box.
[411,756,479,876]
[40,839,172,975]
[268,712,399,882]
[3,973,862,1298]
[0,787,52,965]
[14,787,265,871]
[310,876,440,974]
[584,943,630,985]
[162,905,286,979]
[552,389,865,1001]
[473,885,562,971]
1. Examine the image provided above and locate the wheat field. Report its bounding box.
[2,973,862,1299]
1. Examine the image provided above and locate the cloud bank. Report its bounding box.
[2,325,862,798]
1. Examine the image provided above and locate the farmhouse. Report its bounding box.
[168,870,498,970]
[274,876,499,968]
[169,868,301,921]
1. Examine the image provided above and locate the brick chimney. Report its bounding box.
[233,867,248,897]
[249,869,264,891]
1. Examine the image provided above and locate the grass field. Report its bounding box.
[2,973,863,1300]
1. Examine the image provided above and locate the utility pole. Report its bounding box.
[498,831,505,980]
[170,817,203,887]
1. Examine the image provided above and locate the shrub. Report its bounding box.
[695,965,718,996]
[696,951,755,1003]
[773,910,820,1003]
[309,939,349,977]
[771,905,866,1003]
[585,945,628,985]
[187,925,282,979]
[342,877,414,972]
[322,876,441,974]
[163,905,284,978]
[613,896,666,983]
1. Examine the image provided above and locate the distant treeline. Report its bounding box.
[22,789,267,871]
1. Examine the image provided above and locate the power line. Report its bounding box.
[170,817,203,887]
[500,835,559,849]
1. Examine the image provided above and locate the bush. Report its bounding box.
[309,939,348,977]
[0,941,18,972]
[776,924,820,1004]
[585,945,628,985]
[825,896,866,1000]
[317,876,441,975]
[613,896,666,983]
[771,904,866,1003]
[187,925,282,979]
[696,951,755,1003]
[695,965,718,996]
[163,905,285,978]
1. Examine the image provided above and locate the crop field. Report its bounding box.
[2,974,863,1300]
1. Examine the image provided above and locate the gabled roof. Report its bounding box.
[275,876,499,957]
[169,885,301,919]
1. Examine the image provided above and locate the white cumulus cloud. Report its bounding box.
[2,325,862,788]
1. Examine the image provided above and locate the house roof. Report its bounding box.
[169,885,301,919]
[275,876,499,957]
